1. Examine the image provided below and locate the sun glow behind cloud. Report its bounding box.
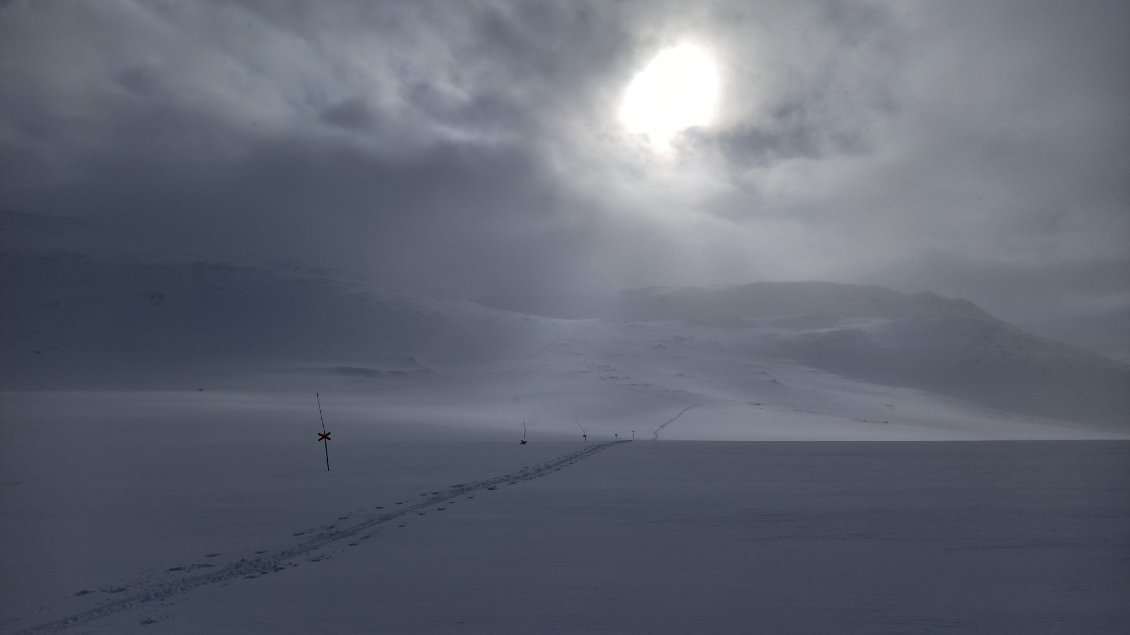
[618,43,720,151]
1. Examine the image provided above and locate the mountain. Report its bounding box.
[481,284,1130,427]
[2,210,1127,435]
[0,210,539,388]
[483,282,997,323]
[0,250,544,388]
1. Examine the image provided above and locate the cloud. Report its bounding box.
[320,98,377,130]
[0,0,1126,352]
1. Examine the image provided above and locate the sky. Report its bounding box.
[1,0,1127,351]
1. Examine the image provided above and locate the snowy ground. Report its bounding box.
[2,391,1127,633]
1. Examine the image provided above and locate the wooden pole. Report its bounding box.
[317,392,330,472]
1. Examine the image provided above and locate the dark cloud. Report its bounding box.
[0,0,1126,355]
[320,97,377,130]
[712,103,871,168]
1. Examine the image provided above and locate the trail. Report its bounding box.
[652,404,701,440]
[21,440,628,634]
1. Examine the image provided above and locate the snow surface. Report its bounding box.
[2,414,1127,632]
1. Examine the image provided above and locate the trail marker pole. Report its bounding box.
[316,392,331,471]
[520,420,528,445]
[574,418,587,445]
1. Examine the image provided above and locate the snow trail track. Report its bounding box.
[652,404,701,440]
[20,440,629,633]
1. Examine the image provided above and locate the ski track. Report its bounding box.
[20,440,628,634]
[652,404,701,441]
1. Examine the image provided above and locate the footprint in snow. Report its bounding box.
[166,566,184,572]
[139,618,159,626]
[338,516,349,520]
[74,589,92,597]
[204,553,221,558]
[375,506,384,509]
[293,531,306,536]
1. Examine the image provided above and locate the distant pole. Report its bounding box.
[521,419,528,445]
[574,418,587,445]
[316,392,331,471]
[632,430,635,440]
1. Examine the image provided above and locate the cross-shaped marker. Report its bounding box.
[316,393,332,471]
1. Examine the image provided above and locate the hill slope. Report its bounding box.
[0,250,539,388]
[482,284,1130,428]
[2,210,1127,435]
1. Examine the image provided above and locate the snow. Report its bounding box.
[0,392,585,629]
[3,213,1129,631]
[3,415,1127,632]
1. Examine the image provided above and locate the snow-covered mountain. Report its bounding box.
[2,210,1127,435]
[483,284,1129,428]
[485,282,997,324]
[0,250,542,388]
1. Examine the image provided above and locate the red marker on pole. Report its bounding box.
[316,392,331,471]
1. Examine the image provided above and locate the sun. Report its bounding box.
[619,43,720,151]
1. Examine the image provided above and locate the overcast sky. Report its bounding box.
[1,0,1127,345]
